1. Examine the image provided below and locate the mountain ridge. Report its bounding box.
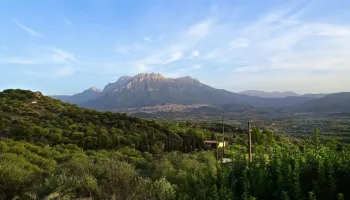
[295,92,350,113]
[83,73,314,110]
[239,90,300,98]
[50,73,348,113]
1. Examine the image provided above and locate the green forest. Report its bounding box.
[0,89,350,200]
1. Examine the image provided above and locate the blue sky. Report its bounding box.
[0,0,350,95]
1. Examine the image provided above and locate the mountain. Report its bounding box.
[101,76,132,95]
[238,90,300,98]
[85,73,247,109]
[52,87,102,104]
[84,73,314,110]
[301,93,328,98]
[295,92,350,113]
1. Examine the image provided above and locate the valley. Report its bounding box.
[51,73,350,143]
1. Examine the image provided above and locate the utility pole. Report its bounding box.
[248,120,252,162]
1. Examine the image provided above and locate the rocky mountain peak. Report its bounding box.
[118,76,132,82]
[133,73,166,81]
[88,87,102,92]
[175,76,201,84]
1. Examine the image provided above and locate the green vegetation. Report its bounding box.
[0,89,215,153]
[278,118,350,143]
[0,89,350,199]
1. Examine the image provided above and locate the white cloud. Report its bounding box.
[218,4,350,76]
[0,47,78,65]
[229,38,250,51]
[137,63,152,73]
[187,20,211,37]
[115,44,142,54]
[144,37,152,43]
[50,48,78,63]
[191,50,200,57]
[50,1,349,93]
[164,52,183,64]
[13,19,44,37]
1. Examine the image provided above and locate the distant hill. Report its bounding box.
[52,87,102,104]
[239,90,300,98]
[295,92,350,113]
[0,89,212,152]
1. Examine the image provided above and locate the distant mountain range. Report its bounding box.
[52,87,102,105]
[239,90,300,98]
[239,90,327,99]
[51,73,349,113]
[295,92,350,113]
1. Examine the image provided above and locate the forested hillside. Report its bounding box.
[0,89,215,153]
[1,89,350,200]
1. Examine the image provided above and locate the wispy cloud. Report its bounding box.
[187,20,211,38]
[191,50,200,57]
[53,66,76,77]
[115,44,142,54]
[13,19,44,37]
[229,38,250,51]
[50,48,78,63]
[144,37,152,43]
[0,47,79,66]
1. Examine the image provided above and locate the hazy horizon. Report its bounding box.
[1,0,350,95]
[0,72,335,96]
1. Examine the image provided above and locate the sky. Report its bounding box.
[0,0,350,95]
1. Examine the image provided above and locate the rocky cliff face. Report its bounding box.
[102,76,132,95]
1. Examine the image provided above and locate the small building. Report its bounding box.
[222,158,232,164]
[204,140,228,150]
[31,101,37,104]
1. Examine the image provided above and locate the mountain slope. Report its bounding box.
[0,89,212,152]
[86,73,252,109]
[101,76,132,95]
[52,87,102,104]
[239,90,300,98]
[295,92,350,113]
[301,93,328,98]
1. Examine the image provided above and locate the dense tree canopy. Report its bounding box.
[0,89,223,153]
[0,89,349,199]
